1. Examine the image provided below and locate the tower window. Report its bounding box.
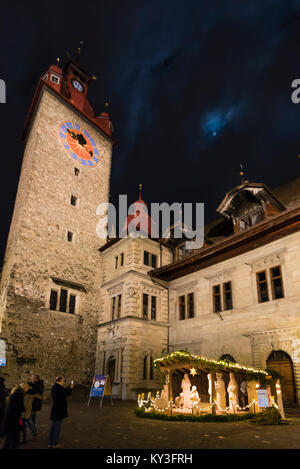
[142,294,157,320]
[50,74,60,84]
[111,294,122,320]
[59,289,68,312]
[67,231,74,242]
[151,296,157,320]
[74,168,80,177]
[143,294,149,319]
[144,251,157,268]
[69,294,76,314]
[70,195,77,207]
[114,253,124,269]
[49,288,77,314]
[111,297,116,321]
[49,290,58,311]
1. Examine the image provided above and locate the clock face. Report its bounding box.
[71,79,83,92]
[59,121,100,167]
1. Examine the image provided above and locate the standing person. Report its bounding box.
[2,384,25,449]
[48,376,73,449]
[20,383,43,444]
[0,378,9,437]
[28,374,44,436]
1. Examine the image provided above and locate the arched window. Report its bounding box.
[219,354,236,363]
[149,356,154,380]
[142,354,154,380]
[143,355,148,380]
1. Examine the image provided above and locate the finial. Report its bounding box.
[76,41,84,63]
[139,183,142,200]
[239,163,245,183]
[92,75,97,80]
[56,57,60,66]
[105,101,109,112]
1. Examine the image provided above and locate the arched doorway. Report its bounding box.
[219,354,236,363]
[267,350,296,406]
[107,356,116,385]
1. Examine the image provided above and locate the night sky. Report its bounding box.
[1,1,300,263]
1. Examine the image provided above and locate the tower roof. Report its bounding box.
[22,57,115,143]
[121,185,158,238]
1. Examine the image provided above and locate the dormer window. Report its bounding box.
[239,208,264,231]
[50,74,60,84]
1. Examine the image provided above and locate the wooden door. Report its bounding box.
[267,351,296,405]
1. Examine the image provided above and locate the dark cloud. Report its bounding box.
[1,0,300,262]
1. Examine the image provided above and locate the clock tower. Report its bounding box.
[0,57,114,385]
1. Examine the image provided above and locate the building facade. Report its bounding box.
[1,58,300,407]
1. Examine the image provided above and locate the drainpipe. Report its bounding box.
[150,275,170,353]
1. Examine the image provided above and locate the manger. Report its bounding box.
[137,351,284,417]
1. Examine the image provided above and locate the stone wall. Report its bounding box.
[0,87,112,387]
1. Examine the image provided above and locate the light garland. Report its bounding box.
[137,392,278,415]
[154,350,268,376]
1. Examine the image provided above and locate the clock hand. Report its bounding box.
[67,129,87,147]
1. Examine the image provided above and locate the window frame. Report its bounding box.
[256,270,269,303]
[143,250,158,268]
[270,265,284,300]
[178,292,195,320]
[212,281,233,313]
[49,288,77,314]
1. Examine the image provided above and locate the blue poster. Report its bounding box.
[0,357,5,367]
[90,375,107,397]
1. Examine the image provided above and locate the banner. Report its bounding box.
[257,385,272,408]
[90,375,107,397]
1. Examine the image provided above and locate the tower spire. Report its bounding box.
[138,183,142,201]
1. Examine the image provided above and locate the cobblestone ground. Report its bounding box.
[1,388,300,450]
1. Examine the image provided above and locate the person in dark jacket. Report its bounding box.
[0,377,9,437]
[28,374,44,436]
[48,376,73,449]
[2,384,25,449]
